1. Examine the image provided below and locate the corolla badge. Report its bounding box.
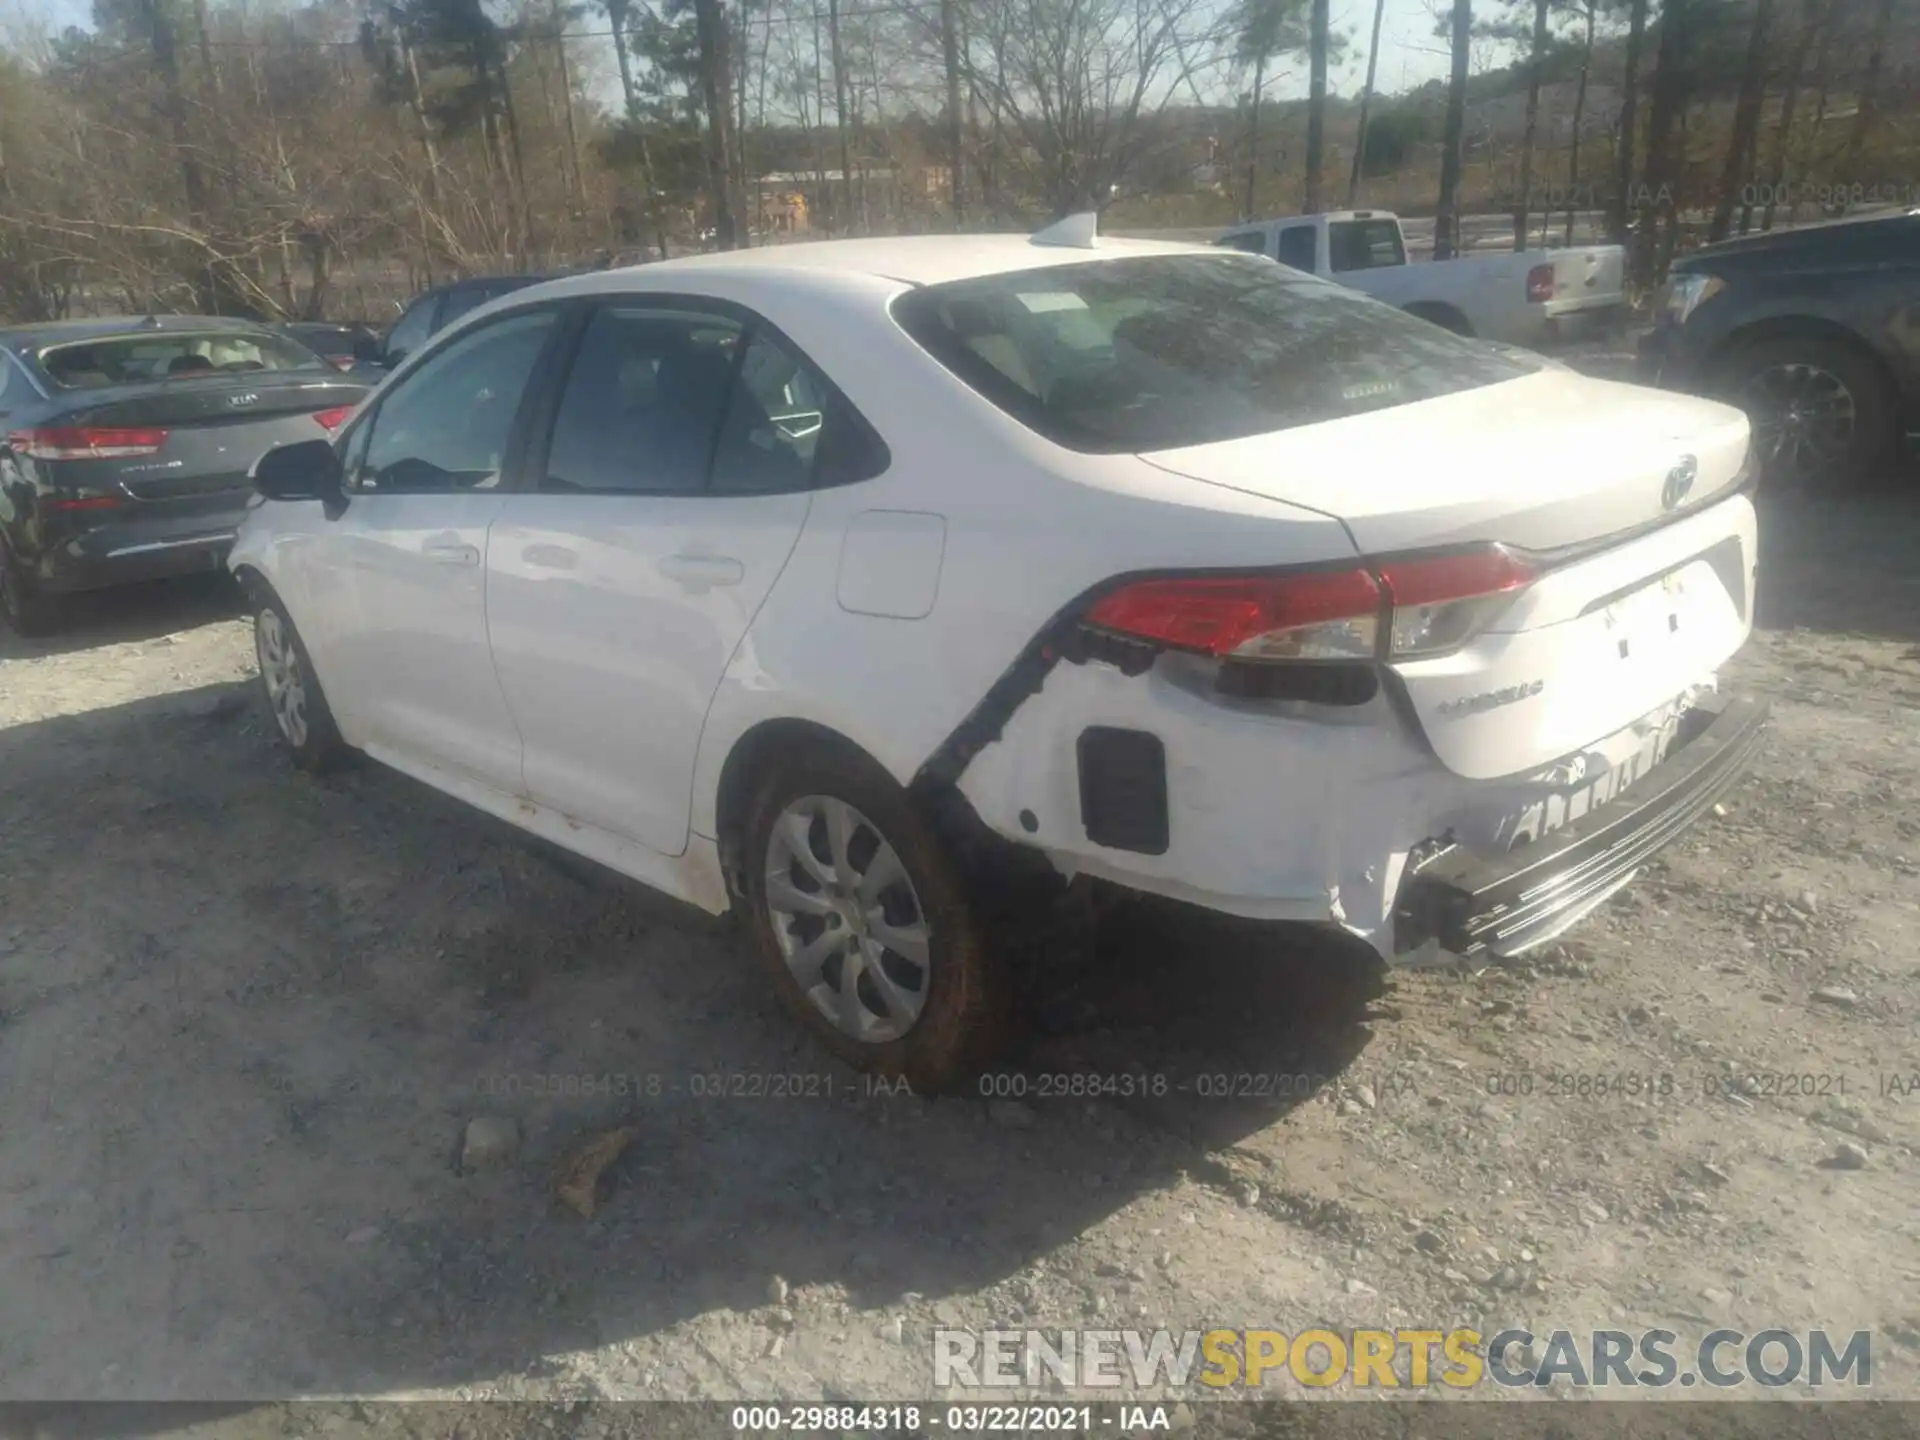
[1436,678,1545,719]
[1661,454,1698,511]
[227,391,259,408]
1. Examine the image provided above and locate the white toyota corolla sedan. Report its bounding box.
[233,222,1767,1086]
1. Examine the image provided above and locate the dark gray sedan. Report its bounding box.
[0,315,370,635]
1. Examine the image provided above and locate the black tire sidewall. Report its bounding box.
[0,540,56,638]
[1717,337,1895,483]
[253,592,343,771]
[742,750,1005,1091]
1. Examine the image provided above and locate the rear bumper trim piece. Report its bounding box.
[1395,694,1769,959]
[102,530,237,559]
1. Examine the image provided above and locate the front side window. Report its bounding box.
[38,331,324,388]
[892,253,1537,454]
[356,309,556,493]
[542,308,744,494]
[1328,219,1407,272]
[1275,227,1319,272]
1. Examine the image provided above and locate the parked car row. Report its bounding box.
[7,211,1910,1082]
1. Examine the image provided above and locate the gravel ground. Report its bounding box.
[0,475,1916,1423]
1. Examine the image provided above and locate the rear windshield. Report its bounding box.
[1328,219,1407,272]
[890,253,1534,453]
[38,331,325,389]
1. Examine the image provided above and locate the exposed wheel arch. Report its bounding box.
[1703,315,1900,401]
[1404,301,1474,337]
[1702,320,1903,483]
[713,719,894,902]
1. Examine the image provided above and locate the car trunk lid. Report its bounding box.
[1137,370,1756,778]
[57,378,364,503]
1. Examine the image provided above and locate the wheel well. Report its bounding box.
[1704,316,1900,399]
[231,563,269,602]
[1404,301,1474,337]
[712,719,885,899]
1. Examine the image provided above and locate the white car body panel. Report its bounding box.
[231,233,1757,960]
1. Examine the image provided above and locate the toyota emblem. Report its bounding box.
[1661,454,1698,511]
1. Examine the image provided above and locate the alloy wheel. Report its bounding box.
[762,795,932,1043]
[1741,362,1856,481]
[256,608,310,749]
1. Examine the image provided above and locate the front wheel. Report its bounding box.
[254,592,346,771]
[1713,336,1896,487]
[743,750,1007,1090]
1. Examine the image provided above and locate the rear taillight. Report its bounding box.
[1084,570,1384,661]
[46,494,123,512]
[1526,263,1555,303]
[311,406,354,431]
[1377,547,1534,658]
[1084,546,1534,666]
[8,426,169,460]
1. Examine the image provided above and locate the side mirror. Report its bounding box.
[351,333,385,365]
[252,438,345,505]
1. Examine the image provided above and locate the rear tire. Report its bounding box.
[743,747,1008,1091]
[0,541,61,638]
[253,590,346,772]
[1710,334,1897,487]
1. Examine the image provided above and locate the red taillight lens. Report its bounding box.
[9,426,168,460]
[47,494,123,511]
[1378,547,1534,658]
[1083,547,1534,667]
[1526,263,1555,303]
[1084,569,1384,661]
[311,405,354,431]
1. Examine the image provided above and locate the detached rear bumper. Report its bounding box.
[1394,694,1769,960]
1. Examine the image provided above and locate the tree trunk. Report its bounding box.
[1303,0,1330,212]
[1607,0,1647,242]
[692,0,744,248]
[1346,0,1386,205]
[1760,0,1822,230]
[941,0,963,223]
[190,0,222,94]
[553,2,585,207]
[1513,0,1550,249]
[828,0,854,233]
[1634,0,1691,286]
[1708,0,1772,242]
[401,32,443,210]
[608,0,639,114]
[1564,3,1593,244]
[490,45,537,256]
[1244,50,1265,219]
[1433,0,1471,261]
[1838,0,1896,189]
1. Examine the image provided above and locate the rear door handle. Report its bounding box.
[424,541,481,568]
[658,553,745,590]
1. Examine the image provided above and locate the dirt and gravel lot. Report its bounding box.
[1,477,1917,1424]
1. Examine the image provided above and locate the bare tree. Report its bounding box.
[1303,0,1330,212]
[1433,0,1472,261]
[1234,0,1308,218]
[1606,0,1648,242]
[1838,0,1897,188]
[1346,0,1386,204]
[1634,0,1692,284]
[1708,0,1771,241]
[1512,0,1551,248]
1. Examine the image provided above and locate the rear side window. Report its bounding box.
[542,308,744,494]
[891,253,1536,454]
[1275,227,1318,271]
[1329,219,1407,272]
[1216,231,1268,255]
[38,331,323,388]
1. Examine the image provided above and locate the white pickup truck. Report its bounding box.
[1215,210,1626,348]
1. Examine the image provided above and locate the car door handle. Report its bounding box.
[658,553,745,589]
[423,541,481,568]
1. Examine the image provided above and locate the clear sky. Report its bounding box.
[4,0,1471,100]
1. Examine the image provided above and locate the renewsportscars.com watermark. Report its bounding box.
[932,1327,1874,1391]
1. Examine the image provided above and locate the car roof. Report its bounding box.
[1,314,281,352]
[573,233,1213,289]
